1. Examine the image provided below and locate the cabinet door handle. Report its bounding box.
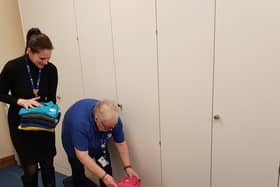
[213,114,221,120]
[56,96,62,102]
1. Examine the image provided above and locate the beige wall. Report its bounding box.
[0,0,24,158]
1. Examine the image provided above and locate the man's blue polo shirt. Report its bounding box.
[62,99,124,158]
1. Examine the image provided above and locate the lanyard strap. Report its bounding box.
[25,57,42,96]
[100,133,112,158]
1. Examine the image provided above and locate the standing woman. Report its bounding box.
[0,28,58,187]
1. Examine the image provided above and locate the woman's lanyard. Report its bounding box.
[25,57,42,96]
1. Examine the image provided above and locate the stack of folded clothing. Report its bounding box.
[18,101,61,132]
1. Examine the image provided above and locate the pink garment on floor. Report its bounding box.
[117,176,141,187]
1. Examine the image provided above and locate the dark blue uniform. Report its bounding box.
[62,99,124,187]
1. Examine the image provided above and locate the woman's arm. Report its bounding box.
[0,62,18,105]
[47,63,58,103]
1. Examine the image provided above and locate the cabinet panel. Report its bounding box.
[18,0,83,175]
[157,0,215,186]
[74,0,117,100]
[110,1,162,186]
[74,0,118,183]
[213,1,280,186]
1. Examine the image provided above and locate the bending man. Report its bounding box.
[62,99,139,187]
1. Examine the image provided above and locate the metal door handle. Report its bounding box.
[213,114,221,120]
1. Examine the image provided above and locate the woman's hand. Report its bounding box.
[17,96,41,109]
[102,174,118,187]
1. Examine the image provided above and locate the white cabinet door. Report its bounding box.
[74,0,118,183]
[110,1,162,186]
[18,0,84,175]
[157,0,215,186]
[74,0,117,100]
[212,0,280,186]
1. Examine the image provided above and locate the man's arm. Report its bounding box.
[114,141,139,178]
[74,148,118,187]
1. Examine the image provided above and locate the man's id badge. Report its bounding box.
[97,156,109,167]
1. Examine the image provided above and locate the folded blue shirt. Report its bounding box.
[19,101,60,119]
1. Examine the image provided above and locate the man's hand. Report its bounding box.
[125,167,139,178]
[102,174,118,187]
[17,97,41,109]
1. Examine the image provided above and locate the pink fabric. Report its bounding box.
[117,176,141,187]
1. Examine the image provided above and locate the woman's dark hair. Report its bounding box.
[25,28,41,52]
[25,27,53,53]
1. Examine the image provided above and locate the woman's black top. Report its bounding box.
[0,55,58,164]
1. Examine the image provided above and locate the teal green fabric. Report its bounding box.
[18,101,59,118]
